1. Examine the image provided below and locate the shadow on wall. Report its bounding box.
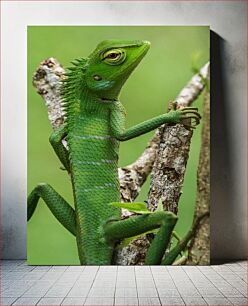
[210,31,244,263]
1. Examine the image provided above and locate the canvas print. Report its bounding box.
[28,26,210,265]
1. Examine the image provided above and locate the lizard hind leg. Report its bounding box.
[104,211,178,265]
[27,183,76,236]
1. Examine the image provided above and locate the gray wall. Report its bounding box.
[1,1,246,261]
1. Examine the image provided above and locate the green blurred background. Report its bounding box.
[28,26,209,264]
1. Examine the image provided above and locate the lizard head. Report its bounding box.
[85,39,150,100]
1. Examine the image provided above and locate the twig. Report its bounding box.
[162,211,210,265]
[172,255,187,266]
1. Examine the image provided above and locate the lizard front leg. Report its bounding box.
[103,211,177,265]
[110,102,201,141]
[49,124,70,172]
[28,183,76,236]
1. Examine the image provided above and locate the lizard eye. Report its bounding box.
[106,53,119,59]
[102,49,126,65]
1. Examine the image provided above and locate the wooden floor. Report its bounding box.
[1,260,247,306]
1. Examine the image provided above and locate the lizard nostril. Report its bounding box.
[93,74,102,81]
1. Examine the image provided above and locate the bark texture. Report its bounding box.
[147,63,209,213]
[32,58,65,129]
[187,91,210,265]
[148,123,193,213]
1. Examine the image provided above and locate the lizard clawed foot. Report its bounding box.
[179,107,201,129]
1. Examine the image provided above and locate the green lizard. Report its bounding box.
[28,40,201,265]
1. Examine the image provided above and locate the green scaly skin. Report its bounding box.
[28,40,201,265]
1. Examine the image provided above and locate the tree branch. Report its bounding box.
[148,63,209,212]
[32,58,65,129]
[187,90,210,265]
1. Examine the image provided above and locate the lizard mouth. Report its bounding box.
[101,97,118,103]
